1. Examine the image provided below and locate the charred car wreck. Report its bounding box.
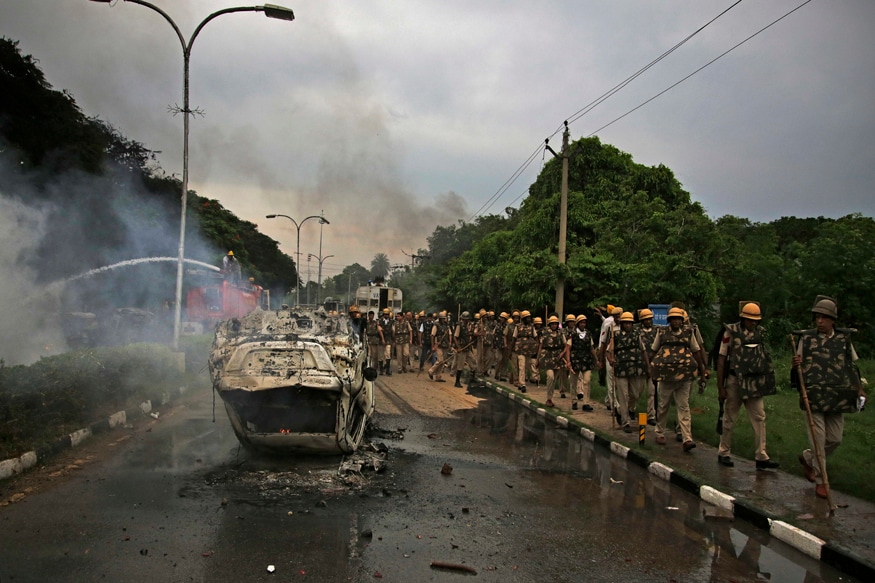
[209,307,377,454]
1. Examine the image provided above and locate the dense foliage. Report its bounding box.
[0,37,296,310]
[414,137,874,350]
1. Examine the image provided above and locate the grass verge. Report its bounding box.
[588,353,874,502]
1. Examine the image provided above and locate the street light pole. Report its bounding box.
[265,214,330,307]
[88,0,295,350]
[308,252,335,305]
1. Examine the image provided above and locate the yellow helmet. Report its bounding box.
[667,307,685,319]
[520,310,531,318]
[382,307,391,315]
[619,311,635,323]
[533,317,543,324]
[611,306,623,316]
[227,250,234,256]
[739,302,762,321]
[575,314,587,323]
[565,314,575,322]
[438,311,447,319]
[512,310,521,317]
[349,305,359,313]
[499,311,509,319]
[418,310,426,317]
[479,308,487,315]
[474,313,481,320]
[547,315,560,324]
[507,317,514,323]
[638,308,654,320]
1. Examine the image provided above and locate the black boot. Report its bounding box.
[454,371,463,388]
[385,360,392,376]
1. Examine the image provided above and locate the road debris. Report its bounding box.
[266,565,276,573]
[430,561,478,575]
[441,463,453,475]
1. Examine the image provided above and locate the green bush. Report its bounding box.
[0,344,196,459]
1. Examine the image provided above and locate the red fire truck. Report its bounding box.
[184,277,268,334]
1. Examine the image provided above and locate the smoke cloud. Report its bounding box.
[0,145,221,365]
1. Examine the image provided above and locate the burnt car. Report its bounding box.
[209,306,376,454]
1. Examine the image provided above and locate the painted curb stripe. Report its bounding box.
[770,520,824,560]
[477,378,875,578]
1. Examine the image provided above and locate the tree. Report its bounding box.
[370,253,390,279]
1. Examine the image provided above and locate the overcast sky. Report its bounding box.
[3,0,873,279]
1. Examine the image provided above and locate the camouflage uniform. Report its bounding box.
[567,324,597,408]
[491,317,507,379]
[393,316,413,373]
[454,317,477,386]
[428,318,452,381]
[478,315,497,376]
[418,314,435,371]
[609,327,648,428]
[796,328,862,484]
[364,316,384,372]
[379,312,394,375]
[502,318,518,383]
[539,324,566,402]
[637,322,659,422]
[650,326,701,444]
[717,322,776,462]
[513,320,539,390]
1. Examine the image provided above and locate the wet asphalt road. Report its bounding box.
[0,381,860,583]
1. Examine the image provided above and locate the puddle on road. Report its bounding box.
[362,388,860,583]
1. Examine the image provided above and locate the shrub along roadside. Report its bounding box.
[0,340,212,460]
[591,353,874,503]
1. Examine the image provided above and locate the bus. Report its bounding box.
[354,284,403,315]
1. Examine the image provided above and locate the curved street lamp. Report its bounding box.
[308,253,335,305]
[266,213,329,307]
[88,0,295,349]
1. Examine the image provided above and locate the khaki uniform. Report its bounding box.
[364,318,383,370]
[393,318,413,372]
[609,326,648,428]
[599,317,618,408]
[379,315,394,367]
[796,328,861,484]
[502,320,518,383]
[718,322,776,461]
[454,320,477,377]
[637,324,658,422]
[428,320,452,381]
[513,321,538,388]
[539,325,565,401]
[566,326,596,406]
[650,326,701,443]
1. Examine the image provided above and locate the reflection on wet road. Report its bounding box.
[0,385,859,582]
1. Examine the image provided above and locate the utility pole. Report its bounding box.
[545,121,570,316]
[402,249,431,270]
[306,255,311,306]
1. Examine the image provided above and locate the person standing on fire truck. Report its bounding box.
[222,251,242,284]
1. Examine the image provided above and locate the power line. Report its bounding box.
[588,0,814,137]
[471,0,748,219]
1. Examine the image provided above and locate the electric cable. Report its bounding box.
[588,0,814,137]
[471,0,747,219]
